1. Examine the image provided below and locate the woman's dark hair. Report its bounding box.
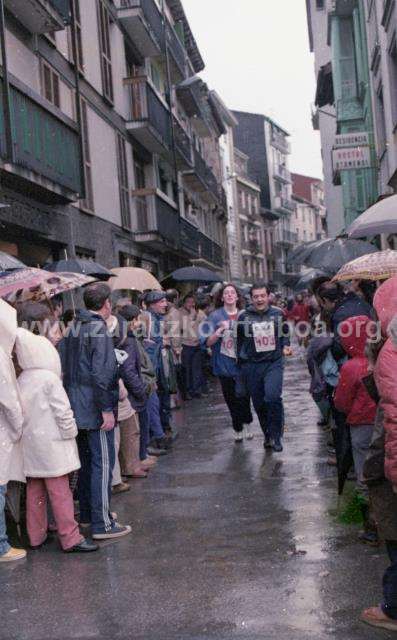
[17,301,54,334]
[358,279,376,306]
[317,282,344,303]
[310,276,331,295]
[214,283,244,309]
[119,304,141,322]
[182,292,196,305]
[61,309,75,327]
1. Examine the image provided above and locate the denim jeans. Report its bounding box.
[181,345,204,396]
[241,359,284,443]
[382,541,397,619]
[0,484,11,556]
[138,408,150,461]
[146,393,165,440]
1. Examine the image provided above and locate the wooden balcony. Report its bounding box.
[117,0,164,58]
[124,76,171,156]
[131,188,179,251]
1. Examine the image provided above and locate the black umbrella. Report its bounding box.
[0,251,26,271]
[333,409,354,496]
[45,258,113,281]
[294,268,330,292]
[287,240,320,267]
[170,266,223,283]
[298,238,378,272]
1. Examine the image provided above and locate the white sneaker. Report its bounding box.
[243,425,254,440]
[234,431,243,443]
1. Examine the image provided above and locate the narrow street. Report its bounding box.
[1,354,392,640]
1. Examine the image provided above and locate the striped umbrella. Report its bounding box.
[333,249,397,282]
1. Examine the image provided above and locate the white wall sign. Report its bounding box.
[332,146,371,171]
[334,132,370,147]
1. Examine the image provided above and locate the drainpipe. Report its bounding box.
[69,0,85,258]
[161,0,182,258]
[0,0,14,163]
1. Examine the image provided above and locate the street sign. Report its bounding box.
[334,132,370,148]
[332,145,371,171]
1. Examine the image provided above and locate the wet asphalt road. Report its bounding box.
[0,352,394,640]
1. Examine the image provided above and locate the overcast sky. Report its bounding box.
[182,0,323,179]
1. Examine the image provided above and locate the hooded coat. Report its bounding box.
[373,277,397,487]
[16,328,80,478]
[0,300,24,485]
[334,316,377,425]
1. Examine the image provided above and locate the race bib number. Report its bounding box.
[220,328,236,359]
[252,322,276,353]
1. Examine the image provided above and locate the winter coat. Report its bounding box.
[289,302,311,324]
[334,316,377,426]
[331,292,373,334]
[59,309,119,430]
[237,305,290,364]
[114,331,147,411]
[200,307,240,378]
[0,300,24,485]
[373,277,397,487]
[16,328,80,478]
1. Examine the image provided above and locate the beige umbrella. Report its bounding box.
[109,267,162,292]
[333,249,397,282]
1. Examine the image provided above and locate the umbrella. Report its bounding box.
[170,266,223,283]
[45,258,113,281]
[347,195,397,238]
[334,412,354,496]
[287,240,321,267]
[294,268,330,291]
[333,249,397,282]
[109,267,162,292]
[297,237,378,272]
[0,268,94,303]
[0,251,26,271]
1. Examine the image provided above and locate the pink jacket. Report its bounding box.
[374,276,397,486]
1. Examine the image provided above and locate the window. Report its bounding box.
[376,83,387,154]
[134,157,146,189]
[388,33,397,128]
[40,60,60,108]
[316,0,324,7]
[80,99,94,212]
[97,0,113,103]
[116,134,131,229]
[68,0,84,73]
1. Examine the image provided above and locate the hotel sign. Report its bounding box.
[334,132,370,147]
[332,131,371,171]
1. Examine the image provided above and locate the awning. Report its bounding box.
[315,62,334,108]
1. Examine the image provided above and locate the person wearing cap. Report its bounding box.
[142,291,175,440]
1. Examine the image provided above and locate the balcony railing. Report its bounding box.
[271,130,291,154]
[274,195,296,214]
[4,0,70,33]
[173,118,192,169]
[193,149,219,201]
[180,218,224,268]
[0,80,81,195]
[117,0,164,57]
[180,217,200,256]
[132,189,179,247]
[276,229,298,246]
[166,20,186,79]
[124,77,171,154]
[274,165,291,183]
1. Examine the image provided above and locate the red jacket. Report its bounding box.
[289,303,311,324]
[374,277,397,486]
[334,316,376,426]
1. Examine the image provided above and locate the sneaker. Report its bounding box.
[0,547,27,562]
[111,482,130,494]
[64,538,99,553]
[243,425,254,440]
[92,524,132,540]
[264,436,273,449]
[234,431,243,443]
[272,441,283,453]
[147,445,168,457]
[361,606,397,631]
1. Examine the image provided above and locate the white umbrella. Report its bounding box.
[347,195,397,238]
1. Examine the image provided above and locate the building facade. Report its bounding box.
[307,0,378,234]
[291,173,327,243]
[0,0,229,277]
[232,110,296,290]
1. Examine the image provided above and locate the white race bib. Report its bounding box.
[252,321,276,353]
[220,328,236,359]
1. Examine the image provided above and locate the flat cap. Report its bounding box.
[145,290,166,304]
